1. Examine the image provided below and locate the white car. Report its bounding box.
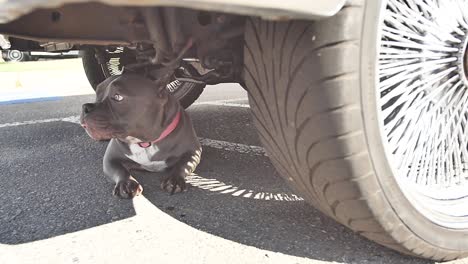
[1,49,79,62]
[0,0,466,261]
[0,35,79,61]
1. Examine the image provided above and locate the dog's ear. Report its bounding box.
[96,75,115,92]
[95,75,120,102]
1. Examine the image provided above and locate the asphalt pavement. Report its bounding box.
[0,82,459,264]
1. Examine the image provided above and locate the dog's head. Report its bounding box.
[80,74,178,142]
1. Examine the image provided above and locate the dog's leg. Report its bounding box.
[103,140,143,199]
[161,148,202,194]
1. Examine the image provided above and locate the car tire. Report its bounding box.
[243,0,468,261]
[80,48,205,109]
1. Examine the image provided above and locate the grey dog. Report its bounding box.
[80,74,201,198]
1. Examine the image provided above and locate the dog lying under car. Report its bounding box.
[80,74,202,198]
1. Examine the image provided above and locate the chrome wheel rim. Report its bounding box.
[8,50,23,61]
[378,0,468,228]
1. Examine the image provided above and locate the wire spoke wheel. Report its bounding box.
[243,1,468,259]
[378,0,468,228]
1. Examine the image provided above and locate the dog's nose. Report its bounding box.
[82,103,96,114]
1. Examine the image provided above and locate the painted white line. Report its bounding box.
[0,116,78,128]
[196,98,247,104]
[0,108,303,202]
[199,138,265,156]
[0,115,265,156]
[0,100,250,129]
[193,98,249,108]
[199,102,249,108]
[60,115,81,124]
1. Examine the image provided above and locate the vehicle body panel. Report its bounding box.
[0,0,345,23]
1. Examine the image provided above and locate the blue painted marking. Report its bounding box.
[0,96,62,105]
[0,89,64,105]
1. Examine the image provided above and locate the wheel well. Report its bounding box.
[0,3,245,84]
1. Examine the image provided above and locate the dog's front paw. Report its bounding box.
[113,178,143,199]
[161,174,186,195]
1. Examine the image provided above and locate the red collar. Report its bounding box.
[138,111,181,148]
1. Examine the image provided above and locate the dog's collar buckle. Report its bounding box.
[138,111,181,148]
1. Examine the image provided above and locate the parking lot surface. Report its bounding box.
[0,75,457,264]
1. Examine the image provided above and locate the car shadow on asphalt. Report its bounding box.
[136,147,432,264]
[136,105,433,264]
[0,122,136,244]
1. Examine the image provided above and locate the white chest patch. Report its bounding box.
[126,144,168,172]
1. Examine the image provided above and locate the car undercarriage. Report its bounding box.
[0,3,246,86]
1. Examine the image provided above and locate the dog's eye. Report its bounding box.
[113,94,124,102]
